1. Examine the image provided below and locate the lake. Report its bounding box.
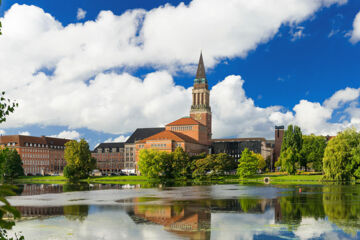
[6,183,360,239]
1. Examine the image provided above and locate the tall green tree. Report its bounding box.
[300,135,326,171]
[192,153,236,178]
[254,153,266,171]
[0,148,24,179]
[237,148,258,178]
[279,125,303,174]
[323,128,360,181]
[64,139,96,181]
[171,147,191,179]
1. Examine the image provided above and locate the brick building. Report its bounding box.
[0,135,70,175]
[273,126,285,168]
[92,142,125,174]
[135,53,212,163]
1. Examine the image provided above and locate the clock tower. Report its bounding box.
[190,53,212,141]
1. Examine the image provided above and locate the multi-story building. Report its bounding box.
[273,126,285,167]
[0,135,70,175]
[92,142,125,175]
[135,53,212,164]
[124,128,165,172]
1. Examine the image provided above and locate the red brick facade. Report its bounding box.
[0,135,70,175]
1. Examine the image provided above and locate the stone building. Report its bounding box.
[0,135,70,175]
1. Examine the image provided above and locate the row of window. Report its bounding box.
[22,154,49,159]
[23,160,50,166]
[171,126,193,131]
[151,143,167,148]
[25,142,65,149]
[97,148,124,153]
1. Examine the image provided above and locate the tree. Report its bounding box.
[300,135,326,171]
[171,147,191,179]
[138,149,175,179]
[279,125,303,174]
[237,148,258,178]
[192,153,236,178]
[213,153,237,175]
[0,148,24,179]
[323,128,360,181]
[63,139,96,181]
[255,153,266,171]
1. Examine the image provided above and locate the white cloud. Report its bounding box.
[323,87,360,109]
[50,130,80,140]
[350,11,360,44]
[77,8,87,20]
[290,26,306,41]
[18,131,30,136]
[0,130,6,135]
[0,1,355,139]
[105,135,129,143]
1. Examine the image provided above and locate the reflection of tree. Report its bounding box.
[0,185,24,239]
[277,187,325,230]
[323,185,360,235]
[63,182,90,192]
[239,198,260,213]
[64,205,89,222]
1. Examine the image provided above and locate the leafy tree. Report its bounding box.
[64,139,96,181]
[171,147,191,179]
[138,149,176,179]
[237,148,258,178]
[0,148,24,179]
[192,154,215,178]
[300,135,326,171]
[323,128,360,181]
[255,153,266,171]
[213,153,237,175]
[279,125,303,174]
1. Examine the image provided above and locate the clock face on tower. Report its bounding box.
[195,113,202,121]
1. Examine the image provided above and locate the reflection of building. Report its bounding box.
[0,135,70,175]
[129,199,211,240]
[16,206,64,217]
[92,142,125,174]
[21,184,63,196]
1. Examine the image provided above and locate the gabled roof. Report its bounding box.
[166,117,204,126]
[137,130,199,144]
[94,142,125,151]
[125,128,165,144]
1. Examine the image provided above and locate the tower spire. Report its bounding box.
[195,52,207,84]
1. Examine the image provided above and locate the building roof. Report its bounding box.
[125,128,165,144]
[137,130,199,144]
[166,117,204,126]
[0,135,70,147]
[94,142,125,151]
[211,138,266,142]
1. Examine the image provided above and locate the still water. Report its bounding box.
[6,183,360,240]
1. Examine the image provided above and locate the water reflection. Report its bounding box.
[8,184,360,239]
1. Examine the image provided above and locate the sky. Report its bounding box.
[0,0,360,148]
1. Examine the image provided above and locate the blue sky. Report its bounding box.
[0,0,360,148]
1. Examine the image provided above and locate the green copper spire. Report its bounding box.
[195,52,207,84]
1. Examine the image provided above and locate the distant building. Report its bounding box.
[0,135,70,175]
[211,138,274,163]
[92,142,125,174]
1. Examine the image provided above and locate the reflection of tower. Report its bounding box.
[190,53,212,141]
[273,126,284,169]
[274,198,282,223]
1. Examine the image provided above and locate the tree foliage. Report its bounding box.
[237,148,258,178]
[138,147,191,179]
[279,125,303,174]
[300,135,326,171]
[0,148,24,179]
[323,128,360,181]
[64,139,96,181]
[192,153,236,178]
[255,153,266,171]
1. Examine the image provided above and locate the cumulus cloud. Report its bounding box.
[0,1,355,139]
[18,131,30,136]
[105,135,129,143]
[350,11,360,43]
[77,8,87,20]
[50,130,80,140]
